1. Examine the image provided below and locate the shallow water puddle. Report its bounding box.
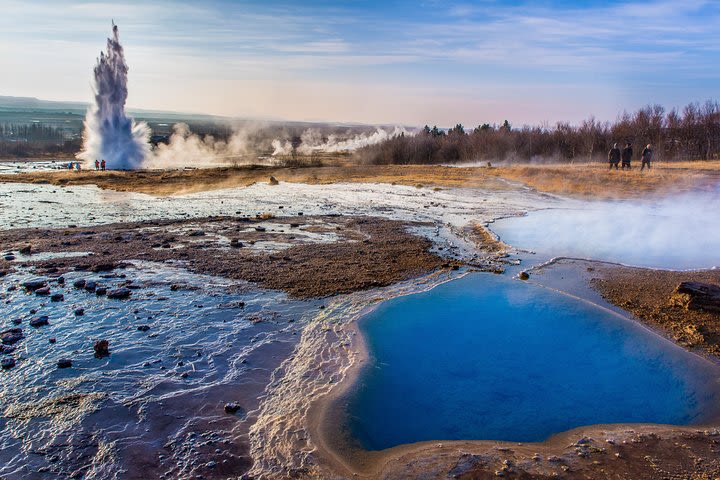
[346,273,720,451]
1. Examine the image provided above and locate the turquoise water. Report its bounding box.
[347,273,720,451]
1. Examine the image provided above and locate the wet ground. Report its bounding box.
[0,261,320,479]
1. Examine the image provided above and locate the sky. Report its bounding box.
[1,0,718,127]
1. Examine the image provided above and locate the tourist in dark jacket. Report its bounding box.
[608,143,621,169]
[621,143,633,169]
[641,144,653,171]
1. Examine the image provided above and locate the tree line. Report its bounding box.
[0,123,79,159]
[355,100,720,164]
[0,123,70,142]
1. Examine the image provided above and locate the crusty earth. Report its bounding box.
[588,264,720,357]
[3,160,720,198]
[0,215,454,299]
[341,425,720,480]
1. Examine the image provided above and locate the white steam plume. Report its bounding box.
[142,122,266,169]
[271,126,413,156]
[496,186,720,270]
[77,23,150,170]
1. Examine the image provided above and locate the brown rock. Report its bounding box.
[670,282,720,313]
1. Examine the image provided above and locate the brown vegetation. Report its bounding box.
[3,161,720,199]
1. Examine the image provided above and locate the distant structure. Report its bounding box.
[76,22,150,170]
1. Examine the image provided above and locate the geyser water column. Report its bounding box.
[77,23,150,170]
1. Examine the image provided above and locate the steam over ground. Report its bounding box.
[494,187,720,270]
[144,123,414,169]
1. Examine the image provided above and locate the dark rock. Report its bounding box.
[50,293,64,302]
[22,278,47,291]
[19,245,32,254]
[84,281,97,292]
[4,255,15,261]
[269,176,279,186]
[519,271,530,280]
[57,358,72,369]
[137,325,150,332]
[74,308,85,316]
[107,288,131,299]
[35,286,51,296]
[2,358,16,369]
[230,239,244,248]
[73,279,86,289]
[0,345,15,354]
[224,402,243,414]
[297,212,303,216]
[188,230,206,237]
[290,223,300,228]
[1,328,24,345]
[93,339,110,357]
[670,282,720,313]
[11,318,21,325]
[49,338,56,344]
[170,284,180,291]
[7,285,16,292]
[30,316,50,328]
[56,276,65,285]
[254,226,266,232]
[91,263,116,273]
[95,287,107,296]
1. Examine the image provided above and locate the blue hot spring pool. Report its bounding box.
[346,273,720,451]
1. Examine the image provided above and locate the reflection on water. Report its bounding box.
[347,273,720,451]
[0,262,319,478]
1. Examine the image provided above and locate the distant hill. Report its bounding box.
[0,95,387,130]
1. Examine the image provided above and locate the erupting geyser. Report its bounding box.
[77,23,150,170]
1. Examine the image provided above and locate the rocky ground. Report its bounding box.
[0,214,458,299]
[364,425,720,480]
[586,263,720,358]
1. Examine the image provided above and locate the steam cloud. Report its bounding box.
[496,187,720,270]
[143,123,257,169]
[271,126,412,156]
[77,23,150,170]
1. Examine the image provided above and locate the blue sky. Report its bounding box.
[1,0,718,126]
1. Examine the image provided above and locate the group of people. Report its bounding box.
[608,143,653,171]
[64,160,107,171]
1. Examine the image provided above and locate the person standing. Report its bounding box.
[101,159,106,171]
[95,159,100,170]
[621,142,633,169]
[641,144,653,171]
[608,143,621,169]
